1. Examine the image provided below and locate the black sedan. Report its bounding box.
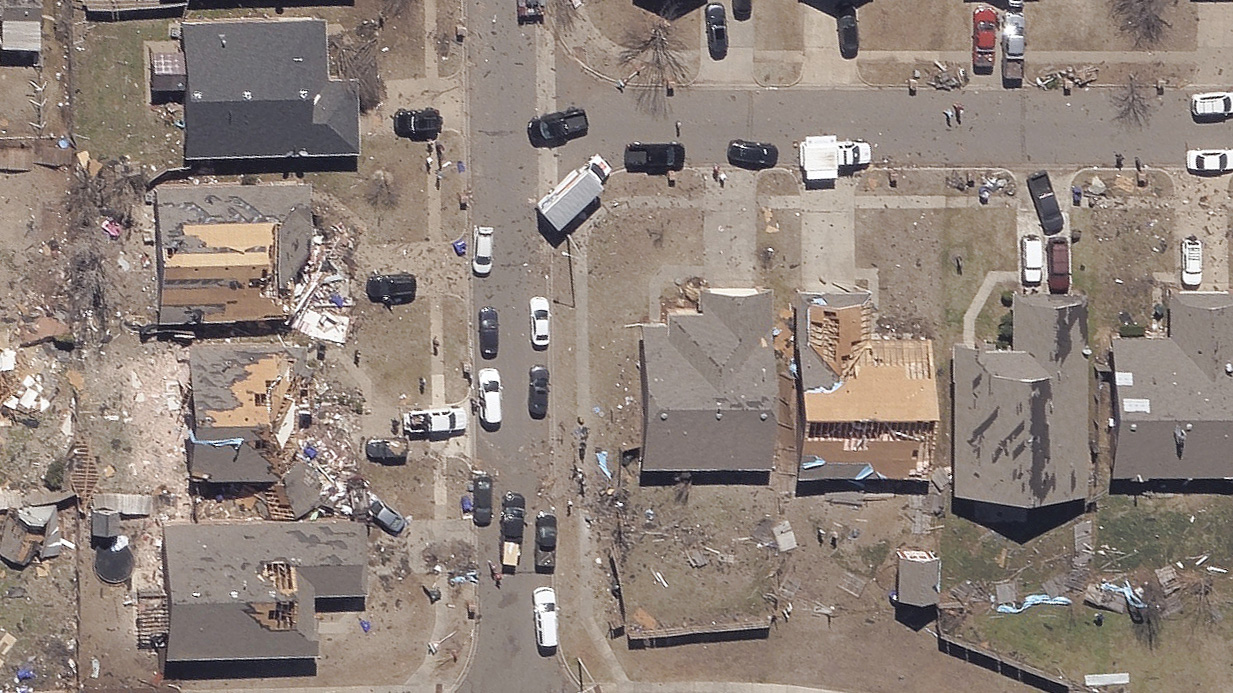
[706,3,728,59]
[366,273,417,305]
[624,142,685,174]
[528,365,549,419]
[472,475,494,526]
[478,306,499,359]
[727,140,778,169]
[837,3,858,59]
[528,107,589,148]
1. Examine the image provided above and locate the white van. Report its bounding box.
[1021,234,1043,286]
[532,586,558,650]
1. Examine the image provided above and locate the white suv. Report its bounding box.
[532,586,558,650]
[529,296,550,348]
[1020,235,1043,286]
[478,368,502,427]
[472,226,494,276]
[1182,236,1203,288]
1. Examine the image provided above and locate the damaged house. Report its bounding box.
[162,521,367,678]
[153,183,313,331]
[792,290,940,491]
[181,19,360,169]
[1111,292,1233,492]
[951,294,1090,524]
[188,344,310,488]
[638,289,779,483]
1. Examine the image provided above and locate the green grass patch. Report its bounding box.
[974,282,1016,345]
[938,207,1017,346]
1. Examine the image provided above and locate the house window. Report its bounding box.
[254,393,268,406]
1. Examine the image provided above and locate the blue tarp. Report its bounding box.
[597,450,612,479]
[996,594,1072,614]
[452,239,467,256]
[188,430,244,448]
[1100,580,1147,609]
[460,495,473,513]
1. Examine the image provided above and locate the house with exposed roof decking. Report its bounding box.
[638,289,778,480]
[792,290,940,489]
[188,344,310,486]
[1111,292,1233,490]
[162,521,366,678]
[952,293,1090,523]
[181,19,359,166]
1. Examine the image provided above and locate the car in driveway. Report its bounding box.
[1182,235,1203,287]
[529,296,551,348]
[1191,92,1233,120]
[727,140,778,169]
[1187,149,1233,174]
[472,226,494,276]
[528,107,589,148]
[624,142,685,174]
[532,586,559,651]
[1026,170,1064,235]
[1020,235,1043,286]
[366,273,417,305]
[972,5,997,73]
[478,306,499,359]
[369,498,407,536]
[472,474,493,526]
[706,3,728,59]
[732,0,749,20]
[837,2,858,59]
[393,108,443,140]
[528,365,549,419]
[1047,237,1070,294]
[478,368,503,427]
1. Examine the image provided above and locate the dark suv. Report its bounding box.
[366,273,417,305]
[528,107,589,148]
[393,108,443,141]
[624,142,686,174]
[1026,170,1064,235]
[472,475,494,526]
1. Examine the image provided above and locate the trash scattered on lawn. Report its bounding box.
[995,594,1072,614]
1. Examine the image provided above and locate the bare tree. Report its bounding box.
[1111,0,1169,48]
[365,170,401,209]
[620,16,688,116]
[1112,75,1153,128]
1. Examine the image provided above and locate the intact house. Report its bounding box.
[1110,291,1233,492]
[792,290,940,493]
[638,289,780,484]
[154,183,313,332]
[952,293,1090,526]
[162,521,367,678]
[188,344,311,491]
[181,19,359,171]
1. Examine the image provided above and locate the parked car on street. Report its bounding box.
[1020,235,1043,286]
[472,226,494,276]
[1187,149,1233,174]
[365,438,408,465]
[528,107,589,148]
[528,365,549,419]
[478,306,499,359]
[1191,92,1233,120]
[369,498,407,536]
[972,5,997,73]
[1182,235,1203,287]
[1026,170,1064,235]
[706,3,728,59]
[366,273,417,305]
[532,586,559,651]
[472,475,494,526]
[529,296,551,348]
[624,142,685,174]
[478,368,503,427]
[534,511,557,572]
[837,2,858,59]
[727,140,778,169]
[393,108,442,140]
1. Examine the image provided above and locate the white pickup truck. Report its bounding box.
[402,407,468,437]
[799,135,872,184]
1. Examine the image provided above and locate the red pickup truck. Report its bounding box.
[972,6,997,73]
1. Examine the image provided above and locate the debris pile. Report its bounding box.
[289,224,358,345]
[923,62,968,91]
[1035,65,1099,90]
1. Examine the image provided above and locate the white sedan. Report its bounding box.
[477,368,502,427]
[472,226,494,276]
[1186,149,1233,174]
[1182,235,1203,288]
[529,296,550,348]
[1191,92,1233,119]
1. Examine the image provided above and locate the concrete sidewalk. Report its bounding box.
[606,682,856,693]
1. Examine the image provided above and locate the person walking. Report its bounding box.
[943,108,955,127]
[718,171,728,187]
[1115,152,1124,169]
[952,103,964,124]
[675,120,682,137]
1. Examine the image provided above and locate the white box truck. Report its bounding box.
[799,135,872,184]
[537,154,612,232]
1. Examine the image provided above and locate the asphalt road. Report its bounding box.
[461,1,572,691]
[558,66,1221,171]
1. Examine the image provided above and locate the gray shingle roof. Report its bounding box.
[182,19,359,161]
[952,294,1089,510]
[1112,292,1233,481]
[640,289,778,473]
